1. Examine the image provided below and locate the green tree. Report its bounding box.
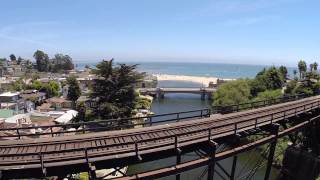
[31,73,40,81]
[294,83,314,95]
[298,60,307,79]
[31,80,43,90]
[249,78,267,97]
[250,66,284,96]
[90,59,144,120]
[12,78,26,91]
[51,53,74,72]
[66,76,81,104]
[305,71,319,80]
[135,94,152,110]
[72,102,87,122]
[0,59,5,76]
[263,66,284,89]
[310,63,314,72]
[41,81,60,97]
[279,65,288,80]
[285,78,319,96]
[25,60,33,73]
[313,62,318,71]
[33,50,49,72]
[253,89,282,101]
[284,80,298,95]
[49,80,60,96]
[212,79,251,106]
[9,54,16,61]
[17,56,23,64]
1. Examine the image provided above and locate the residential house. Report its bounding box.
[20,90,46,104]
[46,97,72,110]
[0,92,25,113]
[20,90,47,112]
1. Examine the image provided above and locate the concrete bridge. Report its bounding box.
[139,87,216,100]
[0,96,320,179]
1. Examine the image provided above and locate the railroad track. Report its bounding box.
[0,96,320,173]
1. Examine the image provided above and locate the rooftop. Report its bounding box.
[47,97,71,104]
[0,92,20,97]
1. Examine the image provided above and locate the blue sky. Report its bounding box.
[0,0,319,66]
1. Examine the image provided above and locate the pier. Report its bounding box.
[138,87,216,100]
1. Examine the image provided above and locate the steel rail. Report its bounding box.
[0,93,308,139]
[0,109,211,139]
[0,95,318,148]
[0,96,319,172]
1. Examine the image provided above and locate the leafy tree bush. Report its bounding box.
[253,89,282,101]
[305,71,319,80]
[72,102,87,123]
[90,59,144,120]
[31,80,43,90]
[285,79,320,96]
[51,53,74,72]
[66,76,81,102]
[9,54,16,61]
[260,66,284,90]
[33,50,74,72]
[36,80,60,98]
[284,80,298,95]
[212,79,251,106]
[249,66,284,96]
[12,78,26,91]
[135,96,152,109]
[249,78,267,97]
[294,82,317,96]
[313,62,318,71]
[298,60,307,79]
[279,65,288,80]
[34,50,50,72]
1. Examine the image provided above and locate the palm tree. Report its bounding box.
[310,63,314,72]
[279,66,288,80]
[313,62,318,71]
[298,60,307,79]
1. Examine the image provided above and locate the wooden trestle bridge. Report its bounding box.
[0,95,320,179]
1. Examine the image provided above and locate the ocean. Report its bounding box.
[75,61,297,79]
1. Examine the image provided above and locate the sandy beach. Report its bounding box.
[154,74,231,87]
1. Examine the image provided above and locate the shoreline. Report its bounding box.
[153,74,233,87]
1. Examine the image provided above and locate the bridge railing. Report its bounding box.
[0,98,319,170]
[211,93,310,114]
[0,108,211,139]
[0,93,314,139]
